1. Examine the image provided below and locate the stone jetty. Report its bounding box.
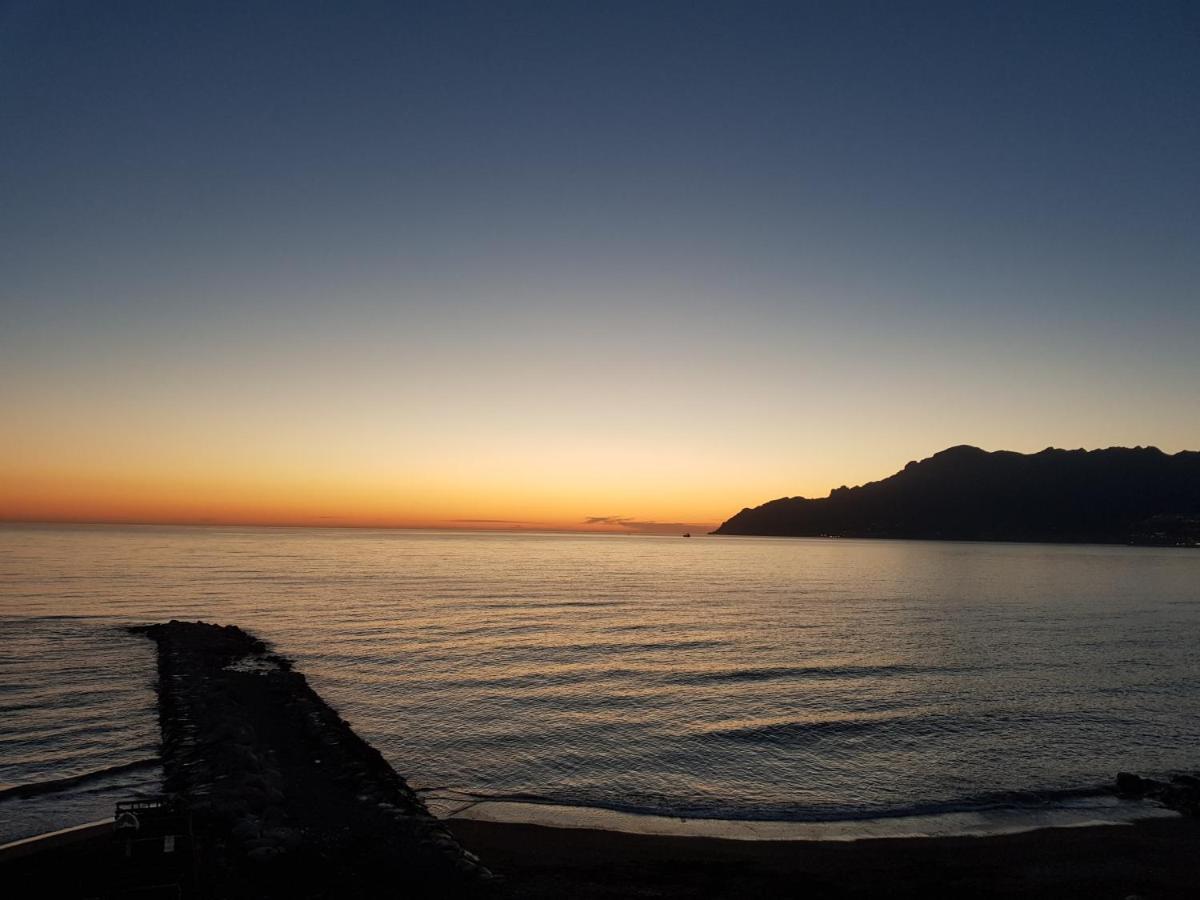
[132,620,494,898]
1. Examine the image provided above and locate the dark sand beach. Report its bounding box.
[6,814,1199,898]
[452,816,1200,898]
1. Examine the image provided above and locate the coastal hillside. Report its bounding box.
[714,446,1200,545]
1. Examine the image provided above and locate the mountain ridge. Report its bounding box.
[713,445,1200,546]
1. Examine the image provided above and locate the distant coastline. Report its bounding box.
[714,445,1200,546]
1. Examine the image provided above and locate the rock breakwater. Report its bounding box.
[132,620,493,898]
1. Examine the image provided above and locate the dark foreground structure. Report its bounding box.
[130,620,491,898]
[8,807,1200,899]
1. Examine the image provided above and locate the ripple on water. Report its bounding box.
[2,526,1199,843]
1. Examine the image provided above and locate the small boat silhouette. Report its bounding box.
[682,532,691,538]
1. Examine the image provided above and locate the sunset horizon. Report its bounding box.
[5,439,1199,534]
[5,4,1197,543]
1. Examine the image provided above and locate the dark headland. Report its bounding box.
[714,445,1200,545]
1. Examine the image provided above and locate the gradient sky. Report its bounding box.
[2,1,1198,531]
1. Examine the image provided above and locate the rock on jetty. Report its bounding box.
[132,621,494,898]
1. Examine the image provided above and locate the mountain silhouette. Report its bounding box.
[713,446,1200,546]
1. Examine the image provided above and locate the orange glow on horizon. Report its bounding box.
[9,382,1181,536]
[0,465,731,534]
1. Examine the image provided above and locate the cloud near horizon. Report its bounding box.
[583,516,712,534]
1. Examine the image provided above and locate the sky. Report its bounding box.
[2,1,1198,532]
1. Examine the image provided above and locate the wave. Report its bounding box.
[0,758,160,801]
[0,716,151,748]
[698,717,885,744]
[421,781,1143,829]
[542,638,729,654]
[665,663,965,684]
[533,600,633,608]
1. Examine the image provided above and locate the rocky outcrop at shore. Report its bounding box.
[1115,772,1200,817]
[133,620,494,898]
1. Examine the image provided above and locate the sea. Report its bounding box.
[2,524,1198,844]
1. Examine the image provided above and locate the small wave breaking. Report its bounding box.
[0,758,160,802]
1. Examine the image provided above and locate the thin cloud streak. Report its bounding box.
[450,518,531,525]
[583,516,714,535]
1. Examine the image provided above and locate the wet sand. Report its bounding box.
[450,815,1200,898]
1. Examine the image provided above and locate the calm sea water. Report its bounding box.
[2,524,1198,843]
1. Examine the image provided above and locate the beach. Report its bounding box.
[451,816,1200,898]
[6,814,1199,898]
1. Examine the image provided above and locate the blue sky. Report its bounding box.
[2,1,1197,526]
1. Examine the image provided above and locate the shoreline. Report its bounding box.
[7,791,1177,856]
[449,814,1200,898]
[8,813,1199,898]
[429,793,1180,842]
[0,819,112,863]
